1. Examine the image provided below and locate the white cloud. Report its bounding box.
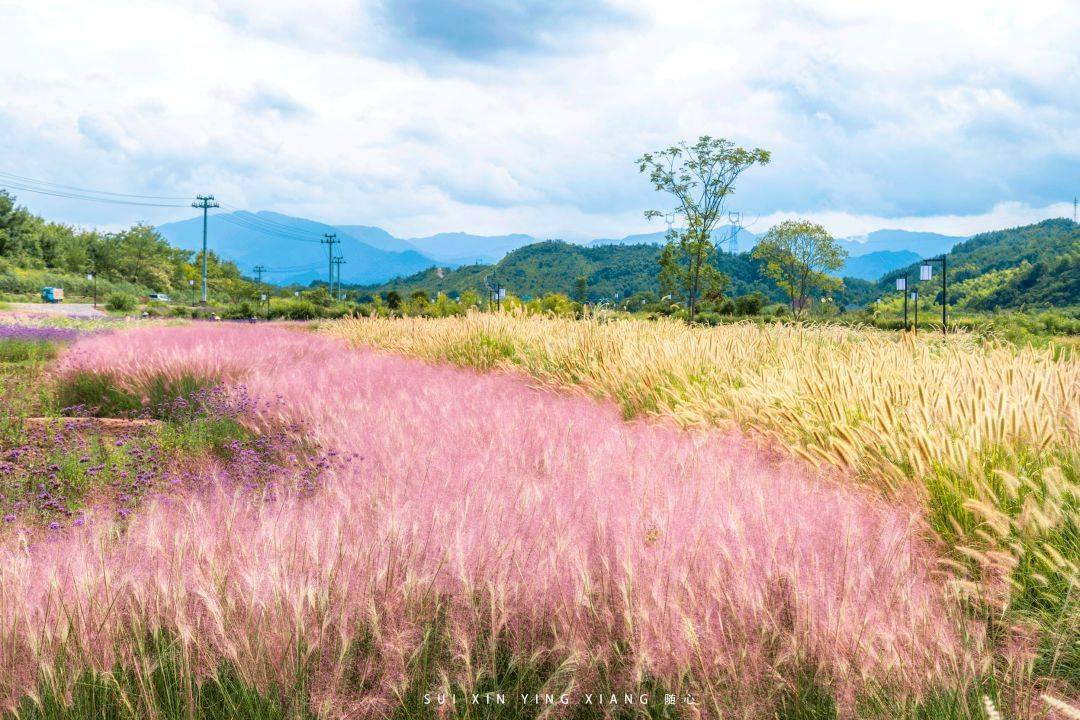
[0,0,1076,240]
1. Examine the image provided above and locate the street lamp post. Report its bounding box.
[86,273,96,308]
[911,288,919,335]
[189,279,196,308]
[895,276,909,331]
[920,257,948,335]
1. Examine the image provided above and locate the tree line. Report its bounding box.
[0,190,253,300]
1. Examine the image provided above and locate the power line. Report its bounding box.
[214,213,322,244]
[217,203,327,239]
[212,205,325,243]
[0,180,190,208]
[0,172,330,248]
[263,261,325,273]
[0,170,191,201]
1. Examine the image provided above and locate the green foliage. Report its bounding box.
[222,300,260,320]
[364,241,787,306]
[156,416,253,458]
[52,371,218,420]
[270,299,322,321]
[657,229,730,319]
[105,292,137,312]
[524,293,579,316]
[572,275,588,303]
[753,220,847,318]
[10,630,311,720]
[53,371,143,417]
[0,339,57,363]
[0,257,142,301]
[734,291,766,316]
[875,218,1079,312]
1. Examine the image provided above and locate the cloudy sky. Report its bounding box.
[1,0,1077,240]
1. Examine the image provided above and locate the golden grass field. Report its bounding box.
[326,313,1079,705]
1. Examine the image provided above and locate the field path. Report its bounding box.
[2,302,105,318]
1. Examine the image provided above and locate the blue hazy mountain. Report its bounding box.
[837,250,922,280]
[337,226,542,264]
[838,229,966,258]
[157,212,436,285]
[401,232,538,265]
[157,211,969,286]
[334,225,422,254]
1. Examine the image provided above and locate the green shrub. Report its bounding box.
[323,303,357,319]
[222,300,259,320]
[735,292,766,316]
[53,371,142,416]
[270,299,321,321]
[105,293,137,312]
[53,371,218,419]
[694,311,722,326]
[715,298,736,315]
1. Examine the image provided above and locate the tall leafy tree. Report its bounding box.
[638,136,770,320]
[0,190,38,262]
[572,275,588,303]
[752,219,847,318]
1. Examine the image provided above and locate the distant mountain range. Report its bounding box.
[836,250,922,280]
[156,212,969,286]
[335,226,535,265]
[837,229,965,258]
[156,212,433,285]
[363,219,1078,312]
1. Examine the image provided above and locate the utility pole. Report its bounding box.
[321,234,339,294]
[192,195,220,304]
[728,211,742,255]
[253,265,267,318]
[332,256,346,299]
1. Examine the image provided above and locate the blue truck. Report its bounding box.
[40,287,65,303]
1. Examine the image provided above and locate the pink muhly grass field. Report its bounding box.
[2,325,971,716]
